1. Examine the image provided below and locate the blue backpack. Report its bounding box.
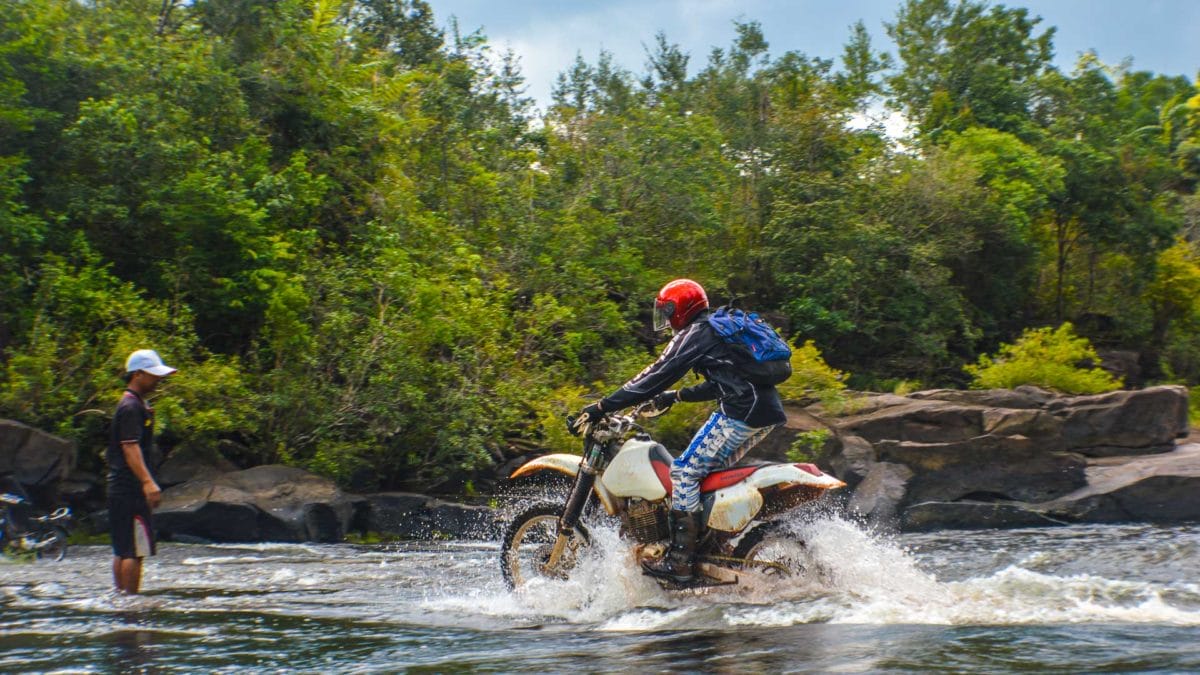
[706,307,793,386]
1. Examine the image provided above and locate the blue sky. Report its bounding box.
[429,0,1200,109]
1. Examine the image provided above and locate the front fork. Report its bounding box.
[545,441,602,570]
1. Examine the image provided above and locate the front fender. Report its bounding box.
[509,454,618,516]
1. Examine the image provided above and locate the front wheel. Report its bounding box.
[33,526,68,562]
[500,502,590,590]
[732,522,810,578]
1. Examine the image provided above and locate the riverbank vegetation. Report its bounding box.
[1,0,1198,490]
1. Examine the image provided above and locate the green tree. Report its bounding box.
[887,0,1055,140]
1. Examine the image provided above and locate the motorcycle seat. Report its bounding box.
[648,452,765,495]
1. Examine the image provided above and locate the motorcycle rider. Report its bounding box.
[575,279,786,584]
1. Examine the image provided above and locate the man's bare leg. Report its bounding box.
[115,557,143,594]
[112,556,125,593]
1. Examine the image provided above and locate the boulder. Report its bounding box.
[834,400,985,444]
[156,465,366,543]
[1048,386,1189,455]
[874,434,1086,503]
[1097,349,1143,387]
[893,444,1200,531]
[365,492,499,540]
[744,405,841,464]
[57,470,103,514]
[156,444,238,488]
[908,386,1054,410]
[825,434,875,490]
[0,419,74,488]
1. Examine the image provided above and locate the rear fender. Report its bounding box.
[705,464,845,533]
[745,464,846,491]
[509,454,618,515]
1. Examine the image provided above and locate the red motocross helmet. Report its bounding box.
[654,279,709,331]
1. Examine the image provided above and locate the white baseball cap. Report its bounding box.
[125,349,177,377]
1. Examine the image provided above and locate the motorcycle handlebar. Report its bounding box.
[566,401,659,438]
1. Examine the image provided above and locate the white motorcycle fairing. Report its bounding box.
[509,454,619,515]
[511,441,845,534]
[705,463,845,532]
[599,437,670,501]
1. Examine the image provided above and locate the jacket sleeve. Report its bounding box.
[600,325,707,411]
[678,380,719,402]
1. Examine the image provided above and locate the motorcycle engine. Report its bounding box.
[624,498,668,544]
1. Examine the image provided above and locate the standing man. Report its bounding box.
[107,349,176,595]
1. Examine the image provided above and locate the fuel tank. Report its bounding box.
[599,437,671,502]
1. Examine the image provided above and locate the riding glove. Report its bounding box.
[574,401,606,430]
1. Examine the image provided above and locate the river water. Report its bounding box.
[3,515,1200,673]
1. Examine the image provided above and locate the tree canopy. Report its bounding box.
[1,0,1197,491]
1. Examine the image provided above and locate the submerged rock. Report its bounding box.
[901,500,1063,531]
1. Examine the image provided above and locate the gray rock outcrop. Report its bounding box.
[818,385,1194,530]
[0,419,75,488]
[365,492,499,540]
[156,465,367,543]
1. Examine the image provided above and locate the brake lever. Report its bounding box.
[566,414,585,437]
[635,400,670,419]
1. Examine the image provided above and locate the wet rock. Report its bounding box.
[847,462,913,529]
[364,492,434,538]
[364,492,499,540]
[1040,443,1200,523]
[427,501,499,540]
[0,419,74,488]
[901,501,1062,531]
[156,465,365,543]
[825,434,875,490]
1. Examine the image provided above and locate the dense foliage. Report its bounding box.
[964,323,1122,394]
[1,0,1198,491]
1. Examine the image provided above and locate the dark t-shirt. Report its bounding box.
[107,390,157,498]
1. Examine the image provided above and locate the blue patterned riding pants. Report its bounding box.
[670,412,778,512]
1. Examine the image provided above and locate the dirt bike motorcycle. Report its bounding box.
[500,403,845,590]
[0,490,71,561]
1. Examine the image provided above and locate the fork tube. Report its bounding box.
[559,446,598,532]
[545,441,601,570]
[547,451,597,566]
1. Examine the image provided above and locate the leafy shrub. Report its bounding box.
[777,340,848,407]
[787,429,831,463]
[964,323,1122,394]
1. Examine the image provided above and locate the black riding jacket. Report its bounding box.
[600,310,786,428]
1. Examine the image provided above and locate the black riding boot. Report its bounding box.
[642,509,704,584]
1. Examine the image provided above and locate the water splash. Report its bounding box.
[441,512,1200,629]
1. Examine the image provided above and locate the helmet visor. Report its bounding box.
[653,299,675,332]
